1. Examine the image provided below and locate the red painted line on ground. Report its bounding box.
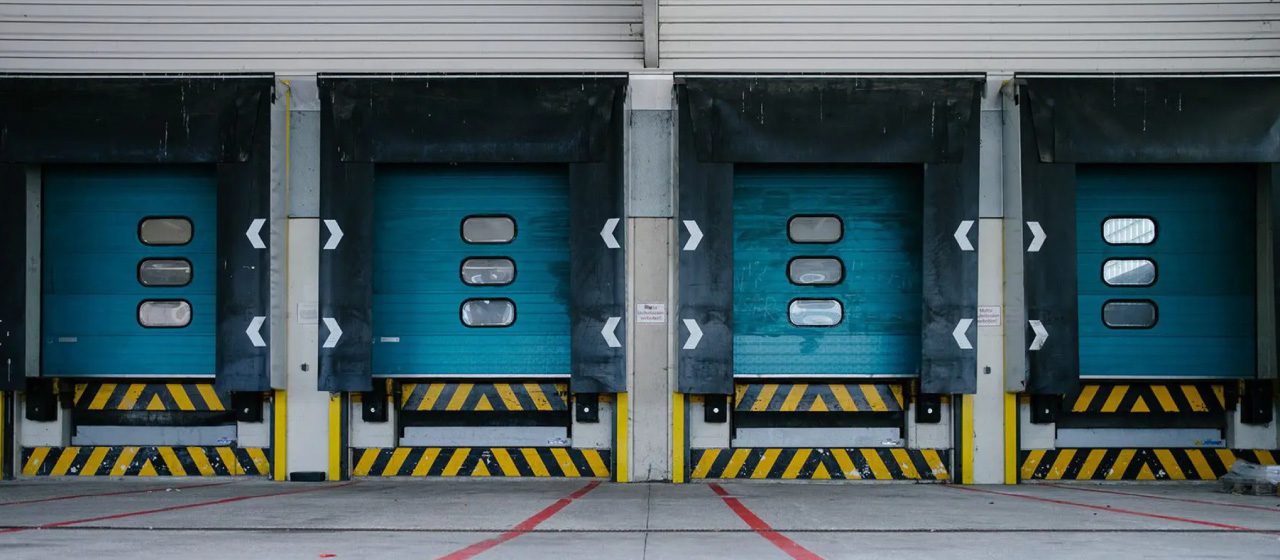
[0,482,354,535]
[436,481,602,560]
[708,483,824,560]
[0,481,235,507]
[948,485,1255,531]
[1045,483,1280,513]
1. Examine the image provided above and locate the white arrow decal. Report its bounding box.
[601,316,621,348]
[246,218,266,249]
[682,318,703,350]
[952,318,974,350]
[322,317,343,349]
[1026,221,1046,253]
[1029,319,1048,351]
[246,316,266,348]
[954,220,974,251]
[323,219,344,251]
[682,220,703,252]
[600,218,621,249]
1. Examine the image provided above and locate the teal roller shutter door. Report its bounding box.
[42,165,218,377]
[733,165,923,377]
[372,165,571,377]
[1077,165,1256,379]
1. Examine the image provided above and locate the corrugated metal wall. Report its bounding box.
[0,1,645,72]
[659,0,1280,71]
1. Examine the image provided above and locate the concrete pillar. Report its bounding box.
[624,72,675,481]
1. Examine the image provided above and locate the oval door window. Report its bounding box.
[1102,217,1156,245]
[461,298,516,327]
[461,258,516,286]
[788,257,844,286]
[462,216,516,244]
[788,299,844,327]
[138,300,192,328]
[1102,300,1158,329]
[788,215,843,244]
[138,258,193,287]
[139,217,193,246]
[1102,259,1156,287]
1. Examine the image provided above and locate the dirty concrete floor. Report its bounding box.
[2,479,1278,559]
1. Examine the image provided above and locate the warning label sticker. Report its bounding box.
[637,303,667,324]
[977,305,1002,327]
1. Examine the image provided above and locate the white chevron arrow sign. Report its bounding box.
[246,316,266,348]
[600,218,621,249]
[952,318,974,350]
[323,219,344,251]
[1026,221,1046,253]
[322,317,343,349]
[682,220,703,251]
[246,218,266,250]
[1029,319,1048,351]
[682,318,703,350]
[954,220,974,251]
[601,316,622,348]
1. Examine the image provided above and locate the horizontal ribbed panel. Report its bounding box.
[660,0,1280,71]
[0,1,643,72]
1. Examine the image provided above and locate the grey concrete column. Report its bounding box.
[624,73,675,481]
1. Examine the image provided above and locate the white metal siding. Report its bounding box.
[660,1,1280,71]
[0,1,644,73]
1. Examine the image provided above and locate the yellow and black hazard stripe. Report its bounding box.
[21,446,270,477]
[399,382,568,412]
[1020,448,1278,481]
[1065,383,1227,414]
[734,383,905,413]
[690,448,949,480]
[72,382,228,412]
[351,447,610,477]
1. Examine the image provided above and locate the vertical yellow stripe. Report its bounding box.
[672,392,685,483]
[861,449,892,480]
[168,384,196,411]
[1004,393,1018,484]
[116,385,145,410]
[522,448,551,477]
[493,448,521,476]
[890,448,920,479]
[272,390,287,481]
[1107,449,1136,480]
[1020,449,1045,481]
[961,394,974,484]
[1215,449,1236,470]
[195,384,223,410]
[187,447,216,477]
[584,450,610,477]
[890,385,905,408]
[494,385,523,411]
[1077,449,1106,480]
[50,447,79,475]
[158,447,186,476]
[830,384,857,411]
[75,446,108,476]
[328,393,343,480]
[525,383,552,410]
[779,384,807,411]
[114,447,142,476]
[691,449,719,479]
[215,447,242,476]
[89,383,116,410]
[723,449,750,479]
[1153,449,1184,480]
[831,449,858,479]
[750,385,779,412]
[445,447,476,475]
[1048,449,1076,480]
[1100,385,1128,413]
[733,384,748,408]
[384,447,411,476]
[72,384,87,406]
[923,449,949,480]
[412,448,441,476]
[1150,385,1178,412]
[419,384,446,411]
[862,384,887,412]
[1181,384,1207,412]
[750,449,782,478]
[352,449,378,476]
[781,449,810,479]
[22,446,50,476]
[446,384,473,411]
[550,448,580,477]
[1255,450,1277,465]
[1071,385,1099,412]
[1187,450,1216,479]
[614,392,629,482]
